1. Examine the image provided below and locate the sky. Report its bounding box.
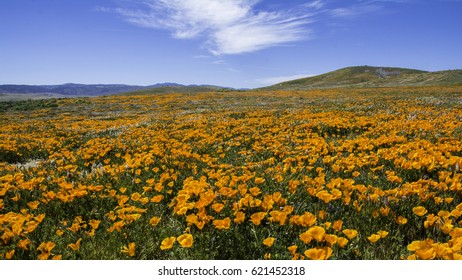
[1,0,461,89]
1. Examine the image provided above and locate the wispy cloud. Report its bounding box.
[107,0,318,55]
[256,73,315,86]
[103,0,413,55]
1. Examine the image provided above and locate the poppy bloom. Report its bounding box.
[377,230,389,238]
[68,238,82,251]
[299,231,313,244]
[307,226,326,242]
[233,212,245,224]
[89,219,101,230]
[342,229,358,240]
[263,237,275,247]
[177,234,193,248]
[413,206,428,216]
[121,242,135,257]
[304,247,333,260]
[250,212,266,225]
[213,218,231,230]
[396,216,408,225]
[160,237,175,250]
[367,234,381,243]
[287,245,298,255]
[150,216,162,227]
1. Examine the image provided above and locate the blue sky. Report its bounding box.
[1,0,461,88]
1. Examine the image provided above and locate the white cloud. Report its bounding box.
[111,0,313,55]
[256,73,315,86]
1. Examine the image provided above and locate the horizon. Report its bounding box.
[1,0,462,88]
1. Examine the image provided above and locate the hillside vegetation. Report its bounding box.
[262,66,462,90]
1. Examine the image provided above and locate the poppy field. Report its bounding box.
[1,86,462,260]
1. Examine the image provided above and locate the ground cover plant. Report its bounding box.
[1,86,462,260]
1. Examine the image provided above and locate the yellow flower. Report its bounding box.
[377,230,389,238]
[412,206,428,216]
[131,192,141,201]
[304,247,333,260]
[299,231,313,244]
[332,220,343,232]
[121,242,135,257]
[396,216,408,225]
[250,212,266,225]
[337,237,348,248]
[263,237,276,247]
[325,234,338,247]
[211,203,225,213]
[300,212,317,227]
[17,239,31,250]
[233,212,245,224]
[5,250,15,259]
[342,229,358,240]
[150,195,164,203]
[177,233,193,248]
[89,219,101,230]
[287,245,298,255]
[27,201,40,210]
[149,216,162,227]
[367,234,381,243]
[307,226,326,242]
[213,218,231,230]
[68,238,82,251]
[160,237,175,250]
[254,177,265,185]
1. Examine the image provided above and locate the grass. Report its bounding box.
[1,86,462,260]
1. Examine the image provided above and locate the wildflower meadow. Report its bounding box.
[1,86,462,260]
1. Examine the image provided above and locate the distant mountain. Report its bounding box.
[261,66,462,90]
[0,83,231,97]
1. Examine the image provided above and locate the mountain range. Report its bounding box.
[1,66,461,97]
[0,83,229,97]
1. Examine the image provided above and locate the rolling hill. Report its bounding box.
[261,66,462,90]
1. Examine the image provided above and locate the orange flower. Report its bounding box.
[177,233,193,248]
[412,206,428,217]
[325,234,338,247]
[160,237,175,250]
[150,195,164,203]
[304,247,333,260]
[332,220,343,232]
[299,231,313,244]
[68,238,82,251]
[342,229,358,240]
[233,212,245,224]
[377,230,389,238]
[121,242,135,257]
[396,216,408,225]
[337,237,348,248]
[263,237,275,247]
[213,218,231,230]
[250,212,266,225]
[27,201,40,210]
[367,234,381,243]
[254,177,265,185]
[287,245,298,255]
[211,203,225,213]
[150,216,162,227]
[307,226,326,242]
[89,219,101,230]
[300,212,317,227]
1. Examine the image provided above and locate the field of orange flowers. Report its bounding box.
[1,86,462,260]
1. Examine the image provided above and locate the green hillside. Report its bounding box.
[261,66,462,90]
